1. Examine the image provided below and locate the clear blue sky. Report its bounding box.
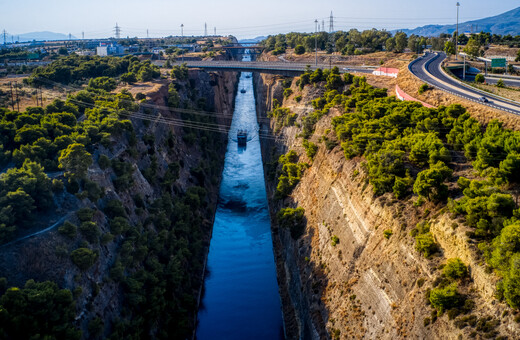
[2,0,519,39]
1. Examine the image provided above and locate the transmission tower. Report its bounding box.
[147,29,149,39]
[204,23,207,37]
[322,20,325,32]
[2,30,7,45]
[82,31,84,40]
[214,27,216,36]
[329,11,334,33]
[114,23,121,39]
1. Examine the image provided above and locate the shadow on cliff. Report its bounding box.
[277,196,330,340]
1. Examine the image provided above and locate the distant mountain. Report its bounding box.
[396,6,520,37]
[238,36,266,43]
[17,31,76,42]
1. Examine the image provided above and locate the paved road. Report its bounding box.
[163,60,375,75]
[484,75,520,87]
[409,52,520,115]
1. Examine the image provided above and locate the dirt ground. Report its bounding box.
[0,76,68,111]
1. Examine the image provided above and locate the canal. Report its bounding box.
[196,54,284,339]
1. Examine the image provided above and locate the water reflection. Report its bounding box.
[196,53,283,339]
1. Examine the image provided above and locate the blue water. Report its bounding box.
[196,54,284,339]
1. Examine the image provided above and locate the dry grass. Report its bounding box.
[471,83,520,102]
[0,77,68,111]
[264,50,414,66]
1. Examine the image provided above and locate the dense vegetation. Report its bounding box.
[273,67,520,312]
[261,30,441,55]
[0,54,227,338]
[26,55,160,86]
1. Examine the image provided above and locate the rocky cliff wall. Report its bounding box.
[255,72,520,339]
[0,69,238,338]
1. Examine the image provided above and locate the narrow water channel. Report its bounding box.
[196,53,284,339]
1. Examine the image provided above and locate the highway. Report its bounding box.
[164,60,375,75]
[409,52,520,115]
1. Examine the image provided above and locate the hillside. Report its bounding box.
[398,6,520,37]
[17,31,76,42]
[254,64,520,338]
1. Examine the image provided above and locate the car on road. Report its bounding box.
[479,96,489,103]
[343,67,350,71]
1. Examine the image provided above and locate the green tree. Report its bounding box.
[70,248,98,270]
[394,32,408,53]
[294,45,305,55]
[443,258,468,280]
[463,37,481,58]
[58,143,92,180]
[429,283,461,314]
[277,207,306,239]
[413,161,453,201]
[444,41,456,57]
[475,73,485,83]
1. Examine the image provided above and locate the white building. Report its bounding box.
[96,43,125,56]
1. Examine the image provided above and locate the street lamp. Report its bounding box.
[456,2,460,60]
[314,19,318,67]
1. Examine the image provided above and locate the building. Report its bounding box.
[96,43,125,56]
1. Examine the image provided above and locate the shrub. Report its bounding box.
[418,83,429,94]
[383,229,393,239]
[294,45,305,55]
[302,140,318,161]
[76,208,95,222]
[295,95,302,103]
[443,258,468,280]
[429,283,462,314]
[277,207,306,239]
[331,235,340,246]
[474,74,485,83]
[283,88,293,98]
[496,79,505,88]
[58,221,77,238]
[51,179,64,193]
[98,154,110,170]
[70,248,98,270]
[79,221,100,243]
[415,232,437,257]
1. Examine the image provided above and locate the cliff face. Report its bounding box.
[0,69,238,338]
[255,73,520,339]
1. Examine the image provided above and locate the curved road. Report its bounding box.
[410,52,520,115]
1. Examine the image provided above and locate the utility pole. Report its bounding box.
[9,82,15,111]
[463,54,466,80]
[455,2,460,60]
[315,19,318,66]
[15,83,20,112]
[114,23,121,40]
[181,24,184,63]
[329,11,334,33]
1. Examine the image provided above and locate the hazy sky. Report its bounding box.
[2,0,519,39]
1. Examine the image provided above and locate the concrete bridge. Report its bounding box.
[162,60,376,76]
